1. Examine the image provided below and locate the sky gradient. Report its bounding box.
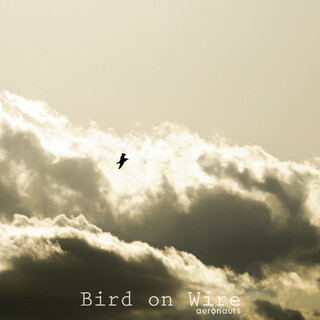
[1,0,320,160]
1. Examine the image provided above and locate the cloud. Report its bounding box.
[0,214,244,320]
[1,119,318,278]
[0,238,180,319]
[0,212,318,320]
[314,310,320,317]
[1,91,320,319]
[0,124,113,229]
[114,184,319,278]
[254,299,305,320]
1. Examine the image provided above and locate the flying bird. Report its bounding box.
[116,153,129,169]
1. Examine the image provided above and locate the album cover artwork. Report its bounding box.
[0,1,320,319]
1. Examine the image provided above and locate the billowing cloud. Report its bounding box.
[0,91,320,319]
[254,299,305,320]
[0,214,242,319]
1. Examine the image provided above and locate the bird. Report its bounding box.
[116,153,129,169]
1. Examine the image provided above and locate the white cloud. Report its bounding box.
[1,90,320,222]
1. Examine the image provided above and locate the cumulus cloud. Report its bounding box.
[0,91,320,319]
[0,214,242,319]
[254,299,305,320]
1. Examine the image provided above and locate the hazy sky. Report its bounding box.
[1,0,319,160]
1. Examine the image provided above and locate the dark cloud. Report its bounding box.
[0,127,112,225]
[314,310,320,317]
[0,237,182,320]
[115,185,319,278]
[297,249,320,265]
[254,299,305,320]
[198,153,311,220]
[0,163,21,215]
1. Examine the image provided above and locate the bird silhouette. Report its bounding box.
[116,153,129,169]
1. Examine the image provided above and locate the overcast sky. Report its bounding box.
[1,0,320,160]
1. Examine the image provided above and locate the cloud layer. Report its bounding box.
[0,91,320,319]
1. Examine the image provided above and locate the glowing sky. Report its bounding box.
[1,0,320,160]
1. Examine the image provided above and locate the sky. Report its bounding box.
[1,0,320,160]
[0,1,320,320]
